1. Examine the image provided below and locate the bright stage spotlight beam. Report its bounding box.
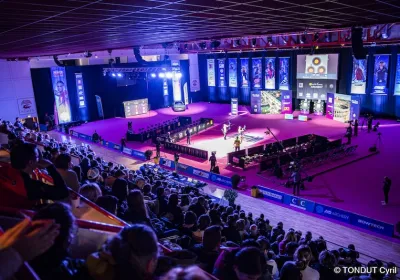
[166,72,173,79]
[150,73,156,78]
[175,72,182,79]
[117,73,123,77]
[111,73,116,77]
[158,73,165,78]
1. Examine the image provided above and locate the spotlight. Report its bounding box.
[324,35,330,43]
[159,73,165,78]
[83,51,92,58]
[282,37,287,45]
[95,55,98,58]
[117,73,123,77]
[166,72,173,79]
[267,37,273,47]
[233,39,241,48]
[175,72,182,79]
[210,40,221,49]
[184,43,188,50]
[111,73,116,77]
[251,38,257,47]
[150,73,156,78]
[313,32,319,42]
[300,34,307,44]
[199,42,207,50]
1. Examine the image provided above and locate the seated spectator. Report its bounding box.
[161,265,211,280]
[87,224,159,280]
[233,247,265,280]
[180,211,198,237]
[280,245,319,280]
[279,231,297,255]
[10,142,69,201]
[29,203,85,280]
[179,194,190,212]
[190,226,222,273]
[157,187,168,215]
[92,130,100,142]
[312,250,338,280]
[270,221,285,243]
[80,183,102,202]
[112,178,129,217]
[165,193,183,225]
[54,153,80,192]
[236,219,246,241]
[96,195,118,215]
[244,224,260,241]
[223,215,241,244]
[50,148,60,163]
[87,167,100,182]
[266,250,279,279]
[0,218,59,280]
[271,234,284,255]
[189,196,207,218]
[143,184,156,200]
[275,242,299,271]
[124,190,153,228]
[193,214,211,243]
[300,231,313,245]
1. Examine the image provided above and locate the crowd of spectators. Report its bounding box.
[0,119,398,280]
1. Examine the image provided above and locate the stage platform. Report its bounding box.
[70,102,400,226]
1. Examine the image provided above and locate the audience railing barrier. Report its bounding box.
[164,142,209,160]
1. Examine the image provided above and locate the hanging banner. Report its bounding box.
[183,82,189,105]
[172,60,182,102]
[95,95,104,119]
[75,73,86,108]
[188,54,200,92]
[207,59,215,87]
[350,96,360,121]
[326,93,335,120]
[265,57,276,89]
[228,58,237,87]
[351,58,367,94]
[50,67,71,124]
[218,59,226,87]
[231,98,238,115]
[395,55,400,95]
[163,78,169,107]
[240,58,249,88]
[252,58,262,88]
[372,54,389,95]
[279,57,290,90]
[281,90,293,114]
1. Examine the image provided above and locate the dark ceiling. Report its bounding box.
[1,0,400,58]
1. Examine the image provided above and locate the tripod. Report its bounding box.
[375,133,383,150]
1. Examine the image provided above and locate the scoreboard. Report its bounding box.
[123,98,149,117]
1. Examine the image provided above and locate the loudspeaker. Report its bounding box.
[352,27,367,59]
[133,48,147,65]
[53,55,64,67]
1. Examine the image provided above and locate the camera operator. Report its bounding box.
[367,115,373,133]
[345,125,353,145]
[209,151,217,172]
[353,119,359,136]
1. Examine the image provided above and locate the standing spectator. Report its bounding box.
[186,128,191,145]
[382,176,391,205]
[209,152,217,172]
[10,142,69,201]
[54,153,80,192]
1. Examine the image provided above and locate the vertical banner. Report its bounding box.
[207,59,215,86]
[265,57,276,89]
[326,93,335,120]
[231,98,238,115]
[172,60,182,102]
[228,58,237,87]
[75,73,86,108]
[252,58,262,88]
[188,54,200,92]
[250,91,261,114]
[183,83,189,105]
[163,79,169,107]
[372,54,390,94]
[240,58,249,88]
[50,67,71,124]
[351,57,367,94]
[395,55,400,95]
[281,90,292,114]
[218,59,226,87]
[350,96,360,121]
[95,95,104,119]
[279,57,290,90]
[300,99,310,115]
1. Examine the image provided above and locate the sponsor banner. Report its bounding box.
[113,144,121,150]
[95,95,104,119]
[297,79,336,100]
[231,98,238,115]
[257,186,284,202]
[188,54,200,92]
[279,57,290,90]
[300,99,310,115]
[192,169,210,180]
[240,58,249,88]
[283,195,315,212]
[250,91,261,114]
[314,100,324,116]
[50,67,72,124]
[17,98,37,115]
[122,147,132,155]
[228,58,237,87]
[395,55,400,95]
[218,59,226,87]
[350,96,361,121]
[207,59,215,87]
[75,73,86,108]
[351,214,394,237]
[326,93,335,120]
[159,158,174,169]
[252,58,262,88]
[131,150,146,160]
[281,90,292,114]
[372,54,390,95]
[351,58,367,94]
[314,203,352,224]
[71,131,78,137]
[210,173,232,187]
[265,57,276,89]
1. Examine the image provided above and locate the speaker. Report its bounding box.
[352,27,367,60]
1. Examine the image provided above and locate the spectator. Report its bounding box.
[143,184,156,200]
[161,265,211,280]
[223,215,241,244]
[80,183,102,202]
[124,190,153,228]
[275,242,299,270]
[87,224,159,280]
[10,142,69,201]
[0,218,60,280]
[236,219,246,241]
[92,130,100,142]
[189,196,207,218]
[112,178,129,217]
[180,211,197,237]
[270,221,285,243]
[54,153,80,192]
[233,247,264,280]
[193,214,211,243]
[279,231,297,255]
[191,226,221,273]
[313,250,338,280]
[165,193,183,225]
[96,195,118,215]
[29,203,84,280]
[383,262,397,280]
[179,194,190,212]
[244,224,260,241]
[281,245,319,280]
[300,231,313,245]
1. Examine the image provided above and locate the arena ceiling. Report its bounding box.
[0,0,400,58]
